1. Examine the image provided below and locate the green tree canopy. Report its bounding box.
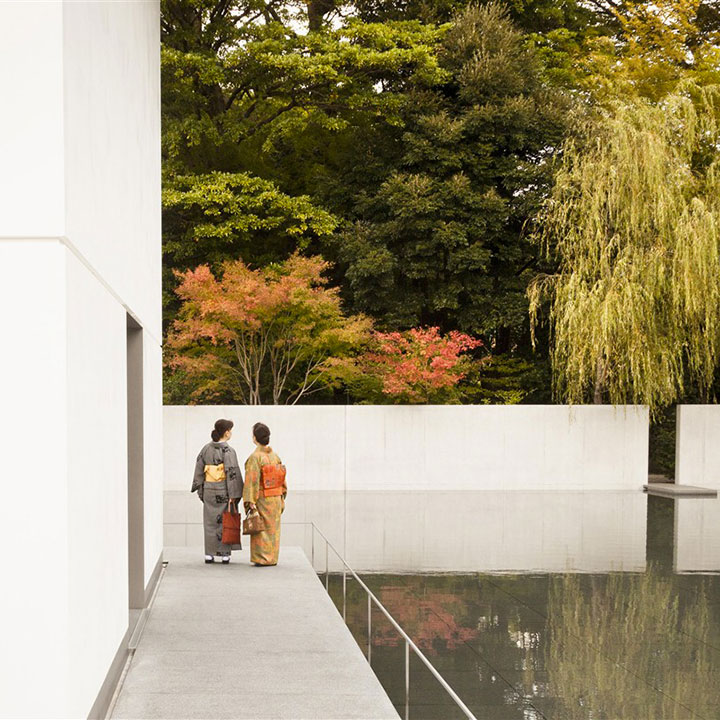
[161,0,449,174]
[163,171,338,267]
[579,0,720,102]
[160,0,720,407]
[333,2,572,348]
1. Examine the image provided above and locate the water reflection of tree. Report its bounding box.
[339,574,551,717]
[475,576,550,709]
[547,571,720,719]
[341,576,481,653]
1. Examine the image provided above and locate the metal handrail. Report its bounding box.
[285,521,478,720]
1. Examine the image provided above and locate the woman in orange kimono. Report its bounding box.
[243,422,287,566]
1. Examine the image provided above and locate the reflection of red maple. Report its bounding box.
[370,585,479,653]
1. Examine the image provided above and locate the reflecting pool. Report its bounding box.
[320,495,720,719]
[284,490,650,573]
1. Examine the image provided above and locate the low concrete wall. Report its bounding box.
[675,405,720,488]
[165,405,649,493]
[164,405,649,570]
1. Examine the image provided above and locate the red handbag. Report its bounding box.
[222,501,242,545]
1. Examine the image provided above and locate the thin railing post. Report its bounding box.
[342,566,347,621]
[325,541,329,591]
[311,524,315,569]
[367,594,372,664]
[405,639,410,720]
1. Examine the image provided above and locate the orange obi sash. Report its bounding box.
[261,463,286,497]
[204,463,226,483]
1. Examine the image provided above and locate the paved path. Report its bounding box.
[111,546,399,720]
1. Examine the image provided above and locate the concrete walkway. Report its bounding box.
[111,546,399,720]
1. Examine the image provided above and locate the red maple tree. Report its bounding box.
[328,326,483,403]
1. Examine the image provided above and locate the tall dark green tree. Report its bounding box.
[333,2,572,350]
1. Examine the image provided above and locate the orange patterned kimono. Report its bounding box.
[243,445,287,565]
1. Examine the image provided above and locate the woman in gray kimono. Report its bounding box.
[191,418,244,564]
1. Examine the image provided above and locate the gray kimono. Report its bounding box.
[192,441,244,556]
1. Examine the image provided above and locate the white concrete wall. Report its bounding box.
[0,1,161,341]
[0,242,165,718]
[65,251,129,718]
[0,242,69,716]
[0,3,161,718]
[63,0,162,341]
[165,405,649,494]
[345,405,648,491]
[165,405,649,570]
[0,3,65,236]
[675,405,720,488]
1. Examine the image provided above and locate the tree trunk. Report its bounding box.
[495,326,511,354]
[593,356,606,404]
[307,0,335,31]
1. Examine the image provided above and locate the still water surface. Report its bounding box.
[322,496,720,719]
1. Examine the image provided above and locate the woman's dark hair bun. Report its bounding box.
[253,421,270,446]
[211,418,234,442]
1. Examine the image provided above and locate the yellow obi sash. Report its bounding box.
[204,463,226,483]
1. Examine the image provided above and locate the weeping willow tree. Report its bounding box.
[528,83,720,412]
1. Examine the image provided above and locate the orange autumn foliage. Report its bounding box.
[165,253,372,404]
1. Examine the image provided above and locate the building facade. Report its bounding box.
[0,3,162,717]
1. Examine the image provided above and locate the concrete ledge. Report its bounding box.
[144,552,164,607]
[88,626,131,720]
[644,483,718,498]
